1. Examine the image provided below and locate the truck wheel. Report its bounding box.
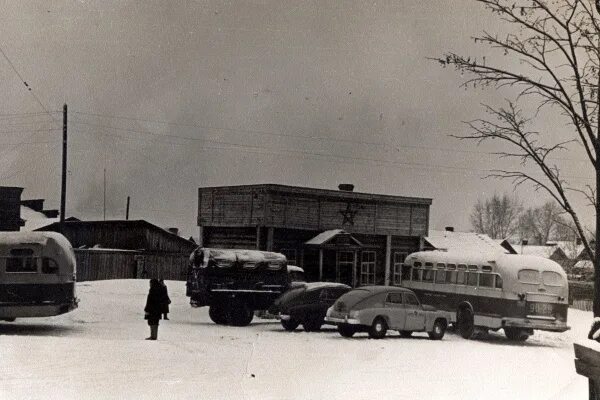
[400,330,413,338]
[209,305,227,325]
[230,304,254,327]
[338,324,356,338]
[368,317,388,339]
[504,327,529,342]
[428,319,446,340]
[281,319,299,331]
[457,308,475,339]
[303,317,323,332]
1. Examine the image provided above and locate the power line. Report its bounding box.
[73,126,595,182]
[71,111,387,147]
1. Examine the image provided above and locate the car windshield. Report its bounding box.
[336,289,371,306]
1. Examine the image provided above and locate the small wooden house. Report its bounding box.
[197,184,432,287]
[37,220,197,281]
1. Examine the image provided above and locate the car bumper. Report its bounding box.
[324,316,361,325]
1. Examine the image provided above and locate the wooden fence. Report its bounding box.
[74,249,189,282]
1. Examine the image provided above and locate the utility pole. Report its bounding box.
[103,168,106,221]
[60,104,67,223]
[125,196,130,220]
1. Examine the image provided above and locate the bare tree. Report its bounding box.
[470,193,522,238]
[434,0,600,315]
[518,201,564,244]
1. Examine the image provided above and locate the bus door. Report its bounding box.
[403,292,425,330]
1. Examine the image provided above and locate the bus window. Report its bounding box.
[482,265,492,272]
[479,273,494,288]
[457,264,467,270]
[468,265,478,271]
[422,269,434,282]
[435,270,446,283]
[436,263,445,269]
[542,271,564,287]
[467,272,478,286]
[456,270,466,285]
[425,262,433,268]
[495,274,503,289]
[446,270,457,284]
[412,268,421,281]
[447,263,456,270]
[518,269,540,284]
[6,248,37,273]
[414,262,422,268]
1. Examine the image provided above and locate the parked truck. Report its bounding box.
[186,247,290,326]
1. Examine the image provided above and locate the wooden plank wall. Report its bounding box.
[203,227,257,249]
[75,250,189,282]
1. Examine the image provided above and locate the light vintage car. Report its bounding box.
[269,282,351,331]
[325,286,450,339]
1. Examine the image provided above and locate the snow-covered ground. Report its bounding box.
[0,280,590,400]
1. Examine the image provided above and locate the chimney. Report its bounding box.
[338,184,354,192]
[445,226,454,232]
[167,227,179,236]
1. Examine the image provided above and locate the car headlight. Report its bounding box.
[326,306,333,316]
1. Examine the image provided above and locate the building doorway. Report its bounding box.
[336,250,355,287]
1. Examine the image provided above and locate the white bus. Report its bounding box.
[394,250,569,341]
[0,232,78,321]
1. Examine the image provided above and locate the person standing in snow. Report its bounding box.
[144,278,163,340]
[159,279,171,320]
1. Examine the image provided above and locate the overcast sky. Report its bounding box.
[0,0,594,238]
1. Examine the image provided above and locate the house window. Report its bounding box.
[280,248,297,265]
[393,252,407,285]
[360,251,376,285]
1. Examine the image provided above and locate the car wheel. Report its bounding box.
[303,317,323,332]
[209,305,227,325]
[457,308,475,339]
[400,330,413,338]
[281,319,300,331]
[428,319,446,340]
[504,327,530,342]
[368,317,388,339]
[338,324,356,338]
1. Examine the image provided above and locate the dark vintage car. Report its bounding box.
[269,282,351,332]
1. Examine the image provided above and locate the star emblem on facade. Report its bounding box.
[339,203,358,226]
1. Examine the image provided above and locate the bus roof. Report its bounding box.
[0,231,72,249]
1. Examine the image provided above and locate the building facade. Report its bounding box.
[0,186,24,231]
[197,184,432,287]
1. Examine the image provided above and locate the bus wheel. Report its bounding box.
[338,324,356,338]
[209,305,227,325]
[457,308,475,339]
[281,319,299,331]
[368,317,388,339]
[504,327,529,342]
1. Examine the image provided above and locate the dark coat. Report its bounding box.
[159,282,171,314]
[144,281,163,321]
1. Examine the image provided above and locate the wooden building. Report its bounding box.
[0,186,24,231]
[38,220,197,281]
[197,184,432,287]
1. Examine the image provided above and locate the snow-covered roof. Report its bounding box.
[425,230,508,256]
[305,229,363,246]
[518,245,557,258]
[19,205,59,232]
[303,282,350,291]
[546,240,584,259]
[574,260,594,270]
